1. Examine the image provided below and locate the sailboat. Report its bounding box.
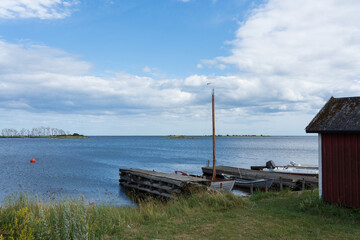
[208,89,235,192]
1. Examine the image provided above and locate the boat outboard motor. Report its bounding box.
[266,160,276,169]
[290,161,298,166]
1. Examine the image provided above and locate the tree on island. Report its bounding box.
[1,127,75,137]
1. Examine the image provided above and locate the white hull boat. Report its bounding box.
[252,161,318,177]
[262,167,318,176]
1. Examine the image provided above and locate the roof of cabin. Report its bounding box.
[306,96,360,133]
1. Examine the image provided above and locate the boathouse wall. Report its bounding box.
[321,133,360,207]
[306,96,360,207]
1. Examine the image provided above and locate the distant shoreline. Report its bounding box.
[0,135,89,139]
[168,135,195,139]
[168,134,270,139]
[201,134,270,137]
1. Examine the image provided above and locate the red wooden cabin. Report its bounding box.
[306,96,360,207]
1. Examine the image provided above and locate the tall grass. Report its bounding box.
[298,190,360,221]
[248,189,360,222]
[0,192,245,239]
[1,190,360,239]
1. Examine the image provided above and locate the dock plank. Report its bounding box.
[202,166,318,187]
[120,168,209,186]
[119,168,210,199]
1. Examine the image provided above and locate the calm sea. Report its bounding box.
[0,136,317,205]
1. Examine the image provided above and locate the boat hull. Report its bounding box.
[251,161,319,177]
[210,180,235,192]
[262,167,318,177]
[234,178,274,190]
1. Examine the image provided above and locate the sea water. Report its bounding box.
[0,136,317,205]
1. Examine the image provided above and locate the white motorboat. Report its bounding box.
[252,161,318,177]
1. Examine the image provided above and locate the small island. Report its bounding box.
[0,127,88,139]
[50,133,88,139]
[168,135,195,139]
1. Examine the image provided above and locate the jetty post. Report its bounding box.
[212,88,216,181]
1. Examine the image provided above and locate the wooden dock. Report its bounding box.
[202,166,318,189]
[119,168,210,199]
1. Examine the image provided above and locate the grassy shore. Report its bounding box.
[0,191,359,239]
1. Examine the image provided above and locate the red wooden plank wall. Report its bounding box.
[322,133,360,207]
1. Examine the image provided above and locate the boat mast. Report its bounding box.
[212,88,216,181]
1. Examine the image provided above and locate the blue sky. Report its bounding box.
[0,0,359,135]
[0,0,257,77]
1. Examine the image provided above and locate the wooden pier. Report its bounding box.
[202,166,318,189]
[119,168,210,199]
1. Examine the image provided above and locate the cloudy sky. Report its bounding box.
[0,0,359,135]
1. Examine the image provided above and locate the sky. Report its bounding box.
[0,0,359,136]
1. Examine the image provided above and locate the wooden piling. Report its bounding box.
[302,178,305,191]
[265,181,268,192]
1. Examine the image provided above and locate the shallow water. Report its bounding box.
[0,136,317,205]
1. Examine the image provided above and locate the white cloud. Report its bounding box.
[142,66,152,73]
[0,40,194,116]
[200,59,227,70]
[0,37,324,135]
[141,65,166,78]
[0,0,78,19]
[208,0,360,111]
[2,0,360,134]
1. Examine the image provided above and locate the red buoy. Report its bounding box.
[30,158,35,163]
